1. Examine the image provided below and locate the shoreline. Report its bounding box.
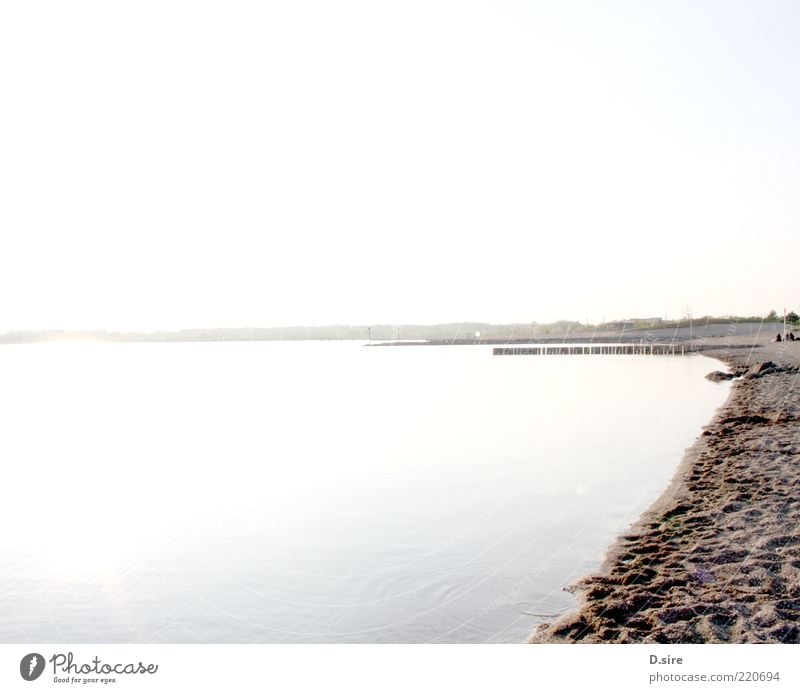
[529,335,800,643]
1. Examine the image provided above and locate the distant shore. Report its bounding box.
[530,335,800,643]
[0,319,786,346]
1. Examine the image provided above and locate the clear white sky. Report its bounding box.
[1,0,798,331]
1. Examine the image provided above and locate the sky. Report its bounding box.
[1,0,799,331]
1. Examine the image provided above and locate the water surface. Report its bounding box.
[0,341,730,642]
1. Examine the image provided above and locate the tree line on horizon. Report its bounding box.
[0,313,793,344]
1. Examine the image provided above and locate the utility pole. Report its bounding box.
[686,304,692,339]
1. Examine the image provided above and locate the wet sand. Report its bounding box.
[530,335,800,643]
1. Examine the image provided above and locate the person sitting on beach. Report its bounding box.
[775,333,782,342]
[789,332,796,341]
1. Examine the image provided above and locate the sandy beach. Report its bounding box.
[531,334,800,643]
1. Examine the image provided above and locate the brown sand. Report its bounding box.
[530,335,800,643]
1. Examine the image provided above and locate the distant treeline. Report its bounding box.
[0,315,788,344]
[617,315,790,332]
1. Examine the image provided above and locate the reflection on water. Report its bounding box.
[0,341,730,642]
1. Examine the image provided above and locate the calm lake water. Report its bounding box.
[0,341,730,643]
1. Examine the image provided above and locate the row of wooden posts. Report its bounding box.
[492,344,696,356]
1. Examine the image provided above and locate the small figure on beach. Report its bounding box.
[789,332,796,341]
[775,333,782,342]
